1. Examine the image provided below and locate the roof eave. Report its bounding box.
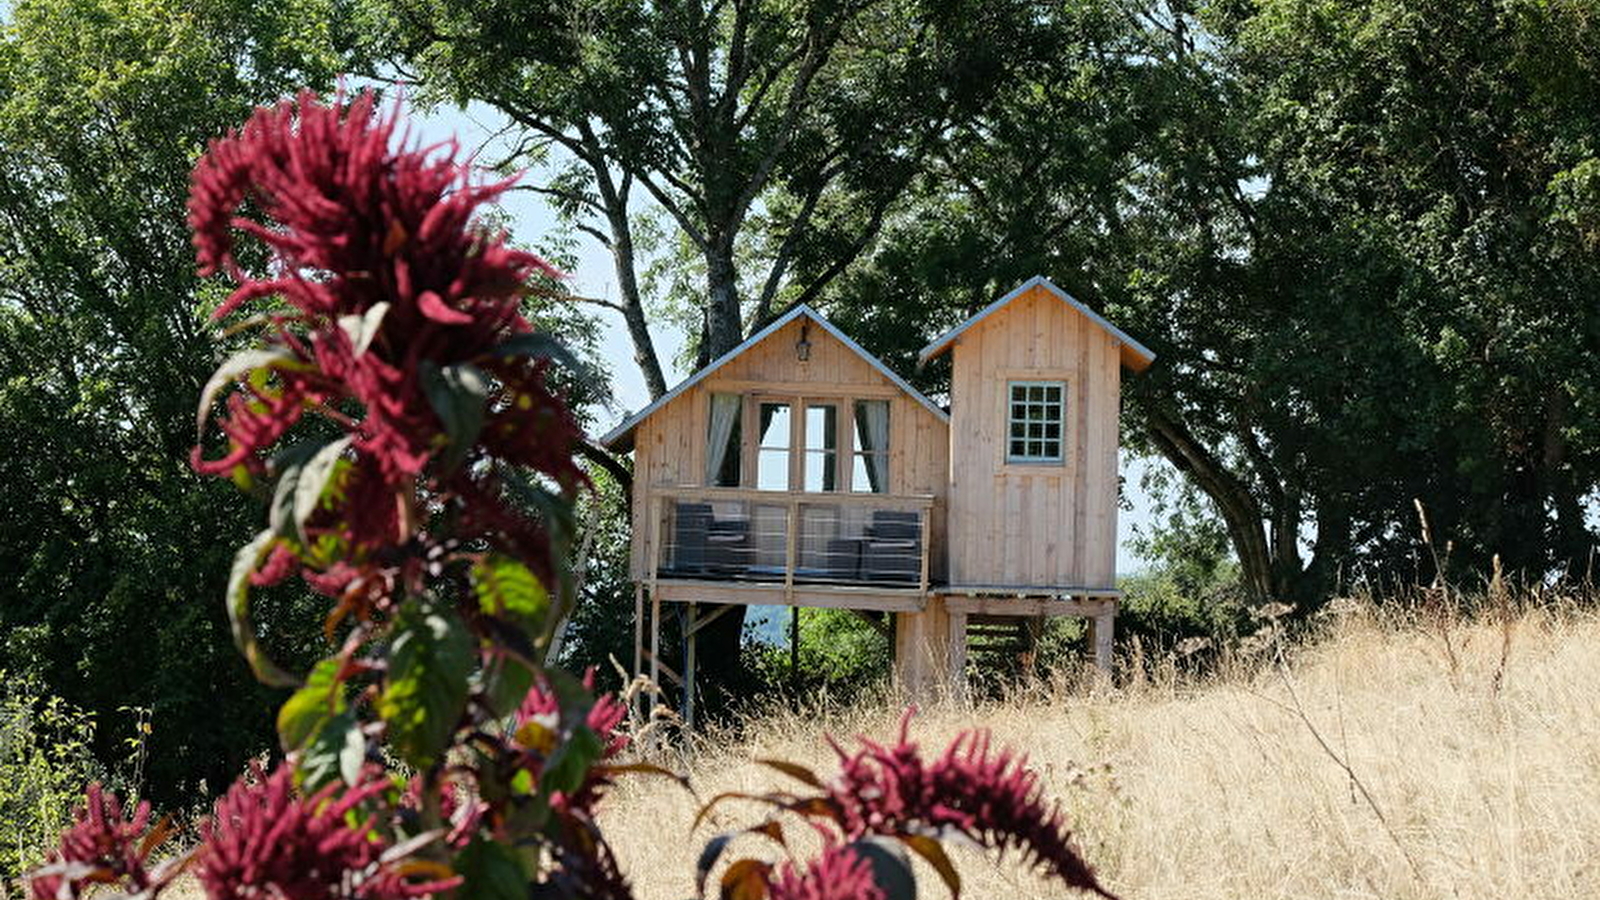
[916,275,1156,372]
[597,303,948,451]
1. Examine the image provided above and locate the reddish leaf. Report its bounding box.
[719,858,773,900]
[753,758,825,789]
[694,791,794,831]
[899,834,962,899]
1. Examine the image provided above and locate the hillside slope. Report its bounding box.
[600,605,1600,899]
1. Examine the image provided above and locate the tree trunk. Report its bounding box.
[704,238,744,356]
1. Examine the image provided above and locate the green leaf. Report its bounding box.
[277,656,347,751]
[453,837,527,900]
[292,435,351,542]
[849,837,916,900]
[378,602,474,769]
[196,347,307,438]
[421,361,490,471]
[479,652,535,719]
[298,710,365,792]
[267,440,325,540]
[226,531,297,687]
[471,553,550,641]
[498,466,577,546]
[539,724,603,797]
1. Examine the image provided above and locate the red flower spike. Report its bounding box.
[514,670,631,815]
[187,89,586,608]
[188,87,580,506]
[28,784,155,900]
[197,762,456,900]
[824,710,1115,898]
[768,843,885,900]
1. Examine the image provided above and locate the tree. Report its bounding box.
[807,0,1600,604]
[360,0,1064,691]
[0,0,349,805]
[367,0,1052,381]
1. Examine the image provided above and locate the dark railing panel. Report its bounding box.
[653,488,932,590]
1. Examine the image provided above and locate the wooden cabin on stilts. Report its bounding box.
[600,276,1155,724]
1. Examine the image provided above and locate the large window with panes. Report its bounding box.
[706,393,891,492]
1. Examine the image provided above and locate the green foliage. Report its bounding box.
[0,675,103,881]
[745,609,892,700]
[815,0,1600,608]
[0,0,345,808]
[378,601,475,769]
[554,470,644,692]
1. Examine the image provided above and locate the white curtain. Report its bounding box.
[856,400,890,492]
[705,393,741,485]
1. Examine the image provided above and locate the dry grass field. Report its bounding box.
[601,600,1600,900]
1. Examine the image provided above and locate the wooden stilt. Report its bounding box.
[947,609,968,703]
[632,582,644,720]
[649,588,661,715]
[893,596,952,700]
[632,583,643,681]
[684,602,698,731]
[1089,606,1114,675]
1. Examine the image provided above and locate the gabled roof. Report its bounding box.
[917,275,1156,372]
[599,304,949,450]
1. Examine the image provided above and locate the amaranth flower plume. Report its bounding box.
[825,710,1115,897]
[28,784,157,900]
[768,842,885,900]
[197,762,456,900]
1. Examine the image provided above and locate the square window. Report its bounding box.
[1005,381,1066,463]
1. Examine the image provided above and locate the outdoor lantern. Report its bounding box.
[796,323,811,361]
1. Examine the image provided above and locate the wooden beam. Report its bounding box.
[652,580,927,612]
[640,647,683,687]
[705,378,902,399]
[686,603,736,636]
[847,608,892,637]
[934,583,1122,598]
[943,596,1116,617]
[654,484,934,509]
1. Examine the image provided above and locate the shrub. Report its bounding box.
[0,675,102,881]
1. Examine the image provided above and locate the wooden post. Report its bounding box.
[893,596,952,700]
[684,602,698,731]
[917,507,931,595]
[648,588,661,715]
[1089,604,1115,676]
[783,498,799,604]
[632,582,643,715]
[789,606,800,690]
[947,609,968,703]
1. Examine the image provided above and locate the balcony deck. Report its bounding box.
[646,486,935,609]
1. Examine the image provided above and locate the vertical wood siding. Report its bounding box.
[945,285,1121,588]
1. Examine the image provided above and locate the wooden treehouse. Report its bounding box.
[600,276,1154,710]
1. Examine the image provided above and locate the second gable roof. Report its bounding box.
[917,275,1156,372]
